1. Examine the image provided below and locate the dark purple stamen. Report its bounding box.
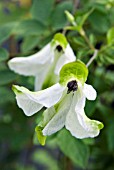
[67,80,78,94]
[56,45,62,52]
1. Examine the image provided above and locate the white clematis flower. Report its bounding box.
[12,61,103,145]
[8,33,76,90]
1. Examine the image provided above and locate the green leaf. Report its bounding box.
[16,165,35,170]
[73,9,94,33]
[57,129,90,168]
[0,70,17,85]
[0,62,7,71]
[107,27,114,44]
[32,150,59,170]
[85,99,97,116]
[0,87,14,105]
[100,91,114,104]
[99,49,114,65]
[21,36,40,53]
[59,61,88,86]
[13,19,46,36]
[0,48,9,62]
[50,1,73,30]
[106,122,114,151]
[79,8,94,28]
[105,71,114,83]
[0,23,15,44]
[88,9,110,33]
[35,126,47,146]
[31,0,54,25]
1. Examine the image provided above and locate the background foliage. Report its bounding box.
[0,0,114,170]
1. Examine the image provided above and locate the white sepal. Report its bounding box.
[8,43,53,76]
[83,83,97,100]
[13,83,65,116]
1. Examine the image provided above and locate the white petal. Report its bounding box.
[35,52,61,90]
[64,44,76,61]
[13,83,65,116]
[54,44,76,75]
[15,92,43,116]
[74,90,86,112]
[8,43,54,76]
[54,54,70,75]
[76,109,103,138]
[34,76,44,91]
[65,95,87,138]
[43,93,72,136]
[66,108,103,138]
[65,91,103,138]
[34,66,50,91]
[83,83,97,100]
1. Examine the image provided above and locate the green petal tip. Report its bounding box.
[52,33,68,49]
[12,85,20,94]
[98,122,104,130]
[59,60,88,86]
[35,126,47,146]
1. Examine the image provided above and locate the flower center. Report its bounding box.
[67,80,78,94]
[56,45,63,52]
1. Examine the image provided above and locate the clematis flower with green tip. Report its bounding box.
[8,33,76,90]
[12,61,103,145]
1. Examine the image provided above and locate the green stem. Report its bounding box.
[86,49,98,67]
[80,29,95,50]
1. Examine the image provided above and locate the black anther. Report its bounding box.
[67,80,78,94]
[56,45,62,52]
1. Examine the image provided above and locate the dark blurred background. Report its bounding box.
[0,0,114,170]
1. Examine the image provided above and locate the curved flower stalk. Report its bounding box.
[12,61,104,145]
[8,33,76,90]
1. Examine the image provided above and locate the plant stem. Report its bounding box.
[80,29,95,50]
[72,0,80,13]
[66,157,73,170]
[86,49,98,67]
[62,25,68,35]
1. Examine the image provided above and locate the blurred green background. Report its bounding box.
[0,0,114,170]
